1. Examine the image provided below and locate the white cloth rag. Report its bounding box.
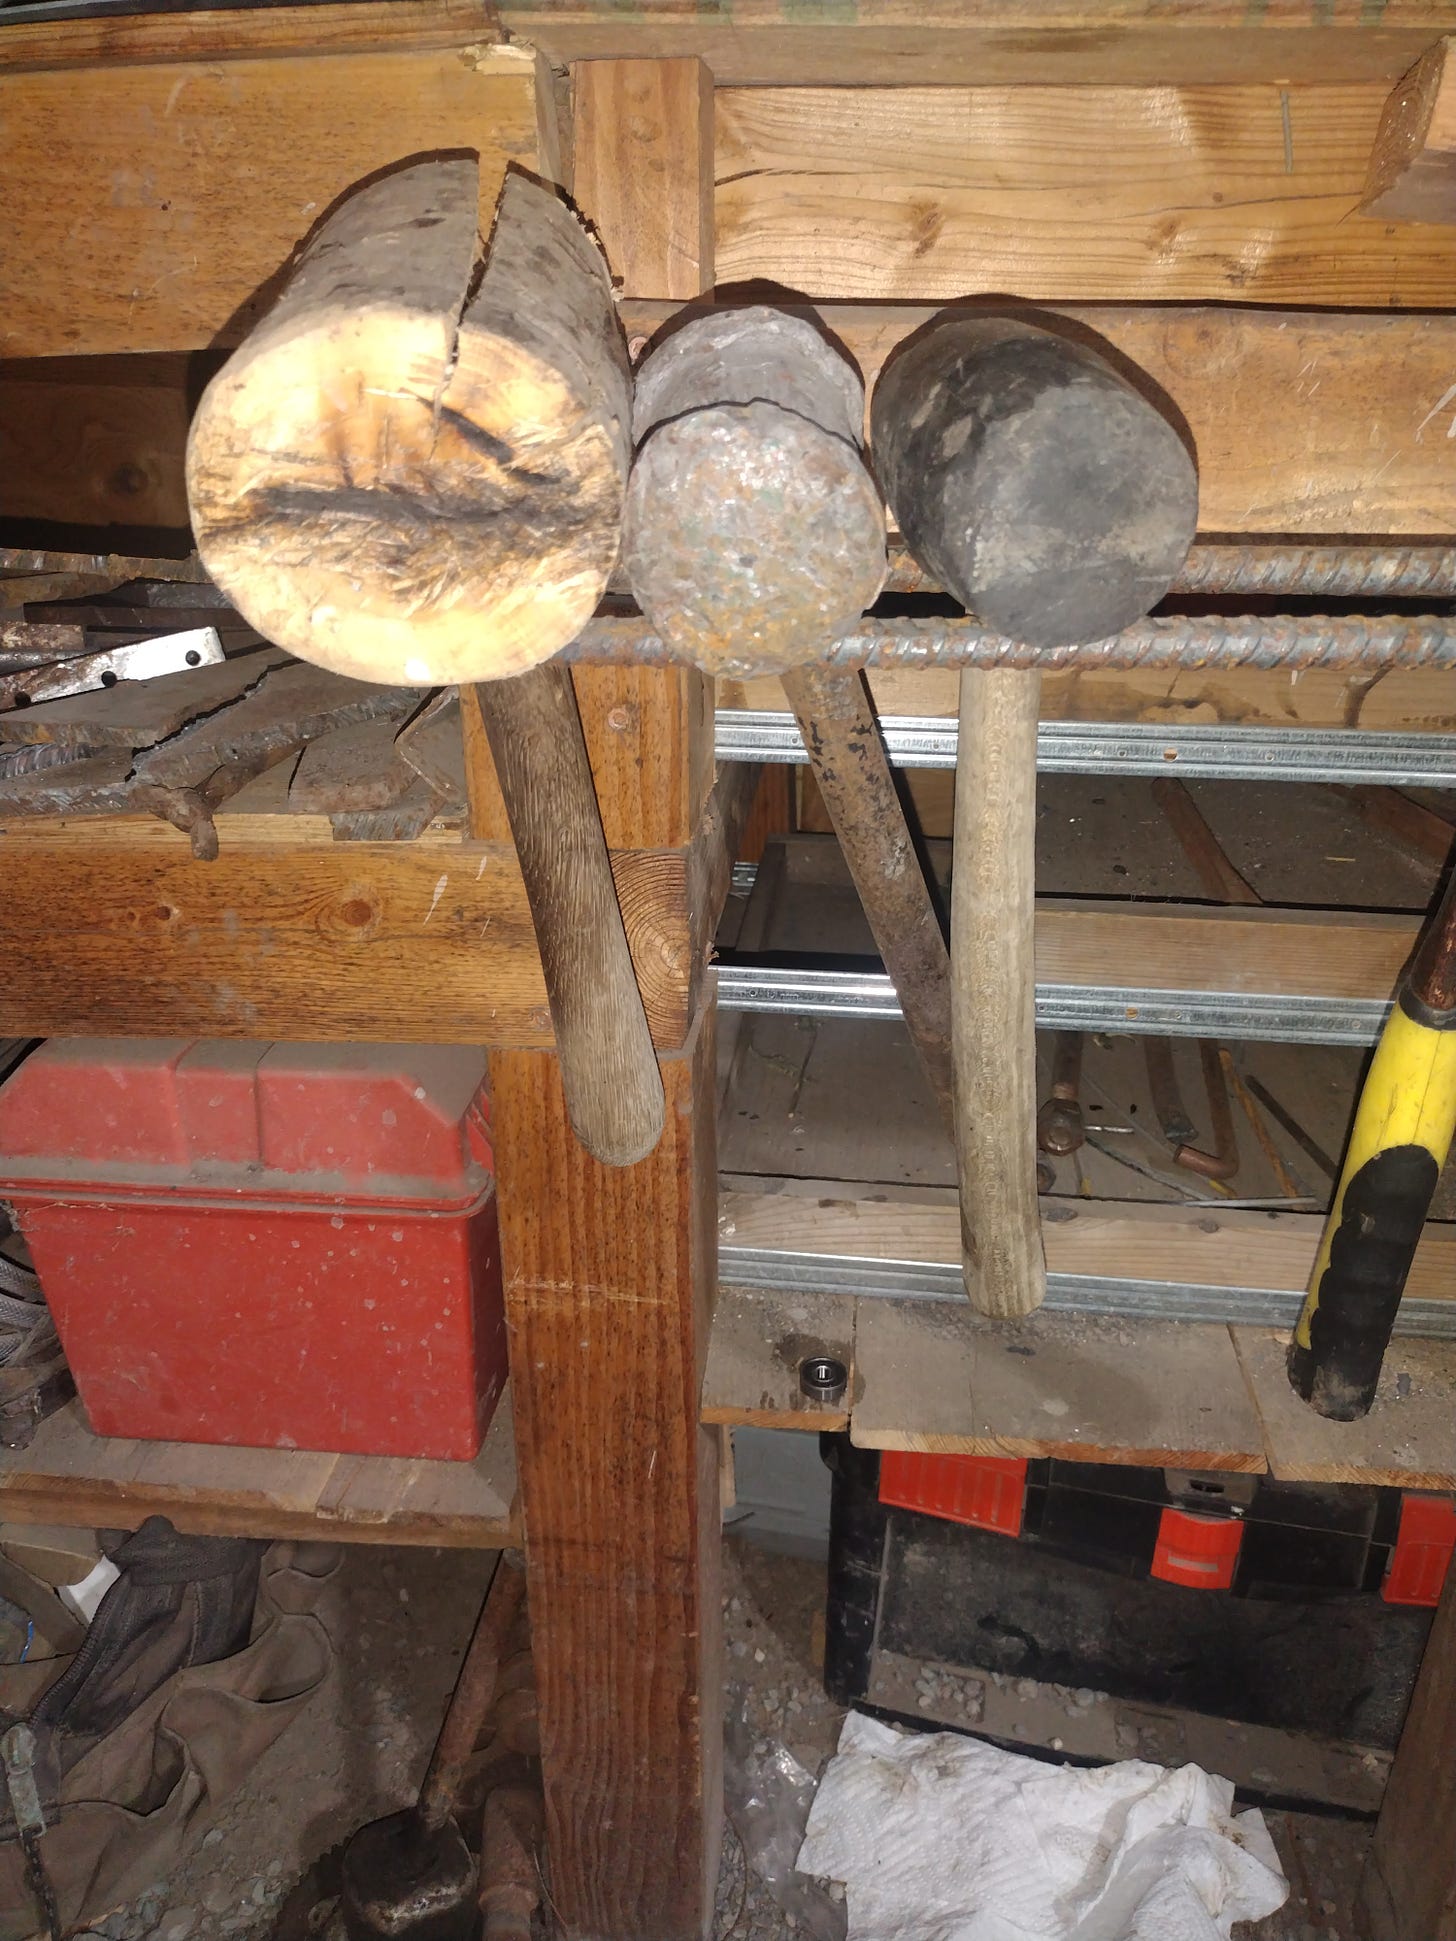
[797,1712,1288,1941]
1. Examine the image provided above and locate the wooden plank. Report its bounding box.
[503,4,1456,88]
[0,44,537,356]
[625,300,1456,535]
[1234,1325,1456,1488]
[0,355,193,531]
[1362,1541,1456,1941]
[491,1010,722,1941]
[721,665,1456,736]
[0,837,696,1046]
[715,84,1456,305]
[289,719,415,814]
[702,1286,855,1432]
[852,1297,1267,1469]
[0,0,501,72]
[721,1186,1456,1307]
[1362,36,1456,222]
[572,58,714,298]
[0,1392,517,1546]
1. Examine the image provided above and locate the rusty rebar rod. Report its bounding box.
[863,539,1456,603]
[567,611,1456,676]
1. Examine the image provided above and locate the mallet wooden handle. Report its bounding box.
[954,668,1046,1317]
[478,666,665,1169]
[782,661,954,1131]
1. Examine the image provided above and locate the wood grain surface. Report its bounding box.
[1,44,536,356]
[720,1188,1456,1307]
[0,837,698,1046]
[716,83,1456,304]
[501,2,1456,88]
[491,1014,722,1941]
[573,57,714,298]
[1362,1530,1456,1940]
[624,299,1456,535]
[0,355,193,530]
[954,671,1046,1317]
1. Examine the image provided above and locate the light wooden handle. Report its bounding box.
[953,668,1047,1317]
[478,666,665,1168]
[782,662,954,1132]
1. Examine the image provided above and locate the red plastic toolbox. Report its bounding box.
[0,1039,506,1460]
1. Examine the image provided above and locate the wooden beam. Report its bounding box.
[493,71,723,1934]
[623,301,1456,536]
[572,58,714,298]
[505,5,1456,88]
[0,0,501,72]
[1362,36,1456,222]
[0,355,195,533]
[719,1186,1456,1309]
[1362,1535,1456,1940]
[715,84,1456,305]
[492,1010,722,1940]
[0,828,1419,1042]
[0,835,697,1047]
[0,42,537,357]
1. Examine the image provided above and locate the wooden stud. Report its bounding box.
[1361,38,1456,223]
[489,55,723,1936]
[490,1016,722,1940]
[1361,1536,1456,1940]
[572,58,714,298]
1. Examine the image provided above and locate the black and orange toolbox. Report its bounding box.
[822,1437,1446,1797]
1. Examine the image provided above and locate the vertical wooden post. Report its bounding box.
[1361,1556,1456,1938]
[572,57,715,300]
[481,57,723,1939]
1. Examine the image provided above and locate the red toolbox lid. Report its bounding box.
[0,1039,494,1211]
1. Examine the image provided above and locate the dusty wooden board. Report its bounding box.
[501,3,1456,88]
[0,646,289,748]
[626,301,1456,535]
[714,84,1456,306]
[330,778,450,843]
[851,1296,1267,1469]
[701,1286,855,1432]
[0,1390,517,1546]
[0,42,536,357]
[720,1186,1456,1306]
[1234,1327,1456,1489]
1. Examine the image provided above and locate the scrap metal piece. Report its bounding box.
[0,628,224,713]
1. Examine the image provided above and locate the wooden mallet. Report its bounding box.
[189,159,664,1167]
[873,316,1198,1316]
[624,308,955,1128]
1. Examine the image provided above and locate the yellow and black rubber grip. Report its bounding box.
[1290,986,1456,1420]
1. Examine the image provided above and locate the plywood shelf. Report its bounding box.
[0,1390,519,1549]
